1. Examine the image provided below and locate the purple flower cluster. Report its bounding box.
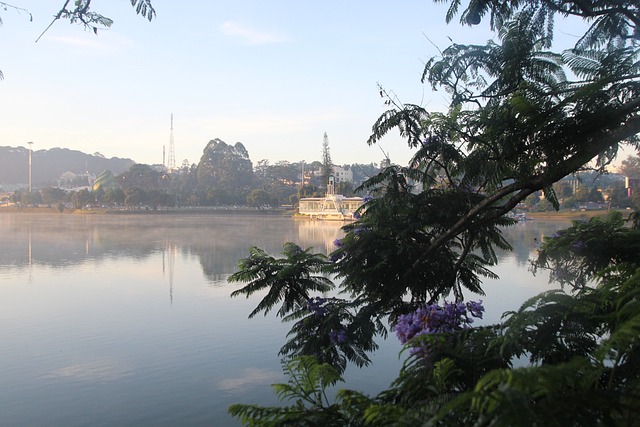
[393,300,485,345]
[421,135,441,146]
[330,251,345,262]
[362,196,373,203]
[329,329,347,344]
[306,297,349,345]
[307,297,328,317]
[330,238,346,262]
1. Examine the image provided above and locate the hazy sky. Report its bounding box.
[0,1,633,168]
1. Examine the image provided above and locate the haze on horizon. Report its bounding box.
[0,1,635,168]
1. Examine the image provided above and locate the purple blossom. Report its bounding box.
[329,329,347,344]
[330,251,345,262]
[393,301,485,360]
[307,297,328,317]
[466,300,485,319]
[363,196,373,203]
[393,300,485,345]
[333,239,343,248]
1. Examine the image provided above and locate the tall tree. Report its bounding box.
[620,155,640,178]
[320,132,334,191]
[230,0,640,407]
[230,1,640,423]
[196,138,255,205]
[354,0,640,307]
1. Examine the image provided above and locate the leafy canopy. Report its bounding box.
[229,1,640,424]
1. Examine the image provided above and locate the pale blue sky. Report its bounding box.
[0,1,630,168]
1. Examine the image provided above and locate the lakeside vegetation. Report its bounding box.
[225,1,640,425]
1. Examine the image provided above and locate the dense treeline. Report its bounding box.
[4,138,381,210]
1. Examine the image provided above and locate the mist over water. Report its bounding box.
[0,213,568,426]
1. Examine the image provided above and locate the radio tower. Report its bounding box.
[167,113,176,170]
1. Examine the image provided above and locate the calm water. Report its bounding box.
[0,213,569,426]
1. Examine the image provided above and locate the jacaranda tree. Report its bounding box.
[229,0,640,425]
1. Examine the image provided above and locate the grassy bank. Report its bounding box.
[527,209,631,220]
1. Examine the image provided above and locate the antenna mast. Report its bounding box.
[167,113,176,170]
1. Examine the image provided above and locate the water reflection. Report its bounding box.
[0,213,571,427]
[0,214,344,282]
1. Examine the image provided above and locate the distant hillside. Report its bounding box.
[0,146,135,187]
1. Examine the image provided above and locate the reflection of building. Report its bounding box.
[296,220,344,254]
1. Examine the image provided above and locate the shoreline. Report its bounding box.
[0,206,631,220]
[527,209,631,220]
[0,206,294,216]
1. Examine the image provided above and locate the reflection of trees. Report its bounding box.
[1,215,569,284]
[497,221,572,267]
[0,214,176,268]
[190,217,343,283]
[0,214,345,285]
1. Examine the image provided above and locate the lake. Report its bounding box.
[0,213,569,426]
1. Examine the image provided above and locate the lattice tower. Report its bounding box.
[167,113,176,169]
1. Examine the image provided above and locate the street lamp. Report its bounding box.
[27,141,33,193]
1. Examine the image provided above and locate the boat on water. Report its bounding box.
[507,212,532,222]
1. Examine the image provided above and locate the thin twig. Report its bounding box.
[35,0,71,43]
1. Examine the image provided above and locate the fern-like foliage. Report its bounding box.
[532,211,640,289]
[228,356,347,427]
[229,243,333,318]
[229,2,640,423]
[130,0,155,22]
[43,0,155,38]
[279,297,385,373]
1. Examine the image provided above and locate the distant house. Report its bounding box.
[58,171,94,190]
[312,165,353,183]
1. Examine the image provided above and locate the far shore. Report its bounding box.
[527,209,633,220]
[0,206,633,221]
[0,206,294,216]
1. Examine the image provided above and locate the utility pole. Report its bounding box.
[27,141,33,192]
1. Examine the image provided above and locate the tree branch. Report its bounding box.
[403,108,640,281]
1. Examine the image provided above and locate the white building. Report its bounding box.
[312,165,353,183]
